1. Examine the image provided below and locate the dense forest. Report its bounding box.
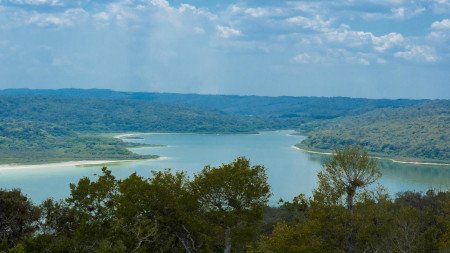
[0,149,448,252]
[0,89,421,120]
[297,101,450,163]
[0,89,448,164]
[0,120,157,164]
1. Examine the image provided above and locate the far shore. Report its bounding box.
[292,146,450,167]
[0,157,169,171]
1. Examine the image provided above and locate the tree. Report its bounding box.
[191,157,271,253]
[317,146,381,253]
[115,173,159,252]
[119,170,206,253]
[0,189,40,247]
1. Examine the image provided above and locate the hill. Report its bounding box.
[297,101,450,163]
[0,95,271,133]
[0,120,157,164]
[0,88,422,120]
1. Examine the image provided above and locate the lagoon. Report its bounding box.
[0,130,449,203]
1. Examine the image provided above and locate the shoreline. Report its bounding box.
[0,132,169,171]
[0,157,169,171]
[292,146,450,167]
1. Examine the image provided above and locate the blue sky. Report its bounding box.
[0,0,449,98]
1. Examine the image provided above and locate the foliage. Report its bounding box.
[252,150,449,253]
[317,146,381,209]
[1,157,270,252]
[0,120,156,164]
[192,157,271,252]
[0,189,40,247]
[298,101,450,162]
[0,154,448,252]
[0,88,421,120]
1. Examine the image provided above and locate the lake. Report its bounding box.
[0,130,449,204]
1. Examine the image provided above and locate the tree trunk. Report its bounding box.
[171,225,200,253]
[176,234,197,253]
[346,186,355,213]
[346,186,356,253]
[224,226,231,253]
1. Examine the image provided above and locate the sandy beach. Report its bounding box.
[0,157,169,171]
[292,146,450,167]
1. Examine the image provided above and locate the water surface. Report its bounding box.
[0,131,448,203]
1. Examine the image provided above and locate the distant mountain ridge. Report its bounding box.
[0,88,424,119]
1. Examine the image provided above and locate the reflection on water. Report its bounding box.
[377,160,450,193]
[0,130,448,204]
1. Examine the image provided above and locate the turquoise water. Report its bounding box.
[0,131,449,204]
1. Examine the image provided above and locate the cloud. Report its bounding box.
[372,32,404,52]
[2,0,62,6]
[431,19,450,30]
[217,25,242,38]
[431,0,450,14]
[429,19,450,41]
[26,8,87,27]
[0,0,448,99]
[395,45,438,62]
[291,53,316,64]
[150,0,171,10]
[93,12,109,22]
[324,26,404,52]
[286,15,333,31]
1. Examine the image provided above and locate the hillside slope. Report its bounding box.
[297,101,450,163]
[0,88,423,120]
[0,120,156,164]
[0,96,271,133]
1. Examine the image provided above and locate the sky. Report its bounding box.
[0,0,449,99]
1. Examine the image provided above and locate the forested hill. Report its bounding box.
[297,101,450,163]
[0,88,422,120]
[0,119,157,164]
[0,95,268,133]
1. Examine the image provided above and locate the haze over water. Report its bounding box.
[0,131,448,204]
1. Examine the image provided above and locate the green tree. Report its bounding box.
[0,189,40,247]
[118,170,206,253]
[191,157,271,253]
[65,167,119,252]
[318,146,381,253]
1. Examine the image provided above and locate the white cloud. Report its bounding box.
[217,25,242,38]
[431,19,450,30]
[325,28,374,47]
[150,0,171,10]
[286,15,333,31]
[373,32,404,52]
[226,4,285,18]
[93,12,109,22]
[291,53,316,64]
[291,49,378,65]
[395,45,438,62]
[429,19,450,41]
[3,0,61,6]
[431,0,450,14]
[27,8,87,27]
[322,25,405,53]
[244,7,268,18]
[194,26,205,34]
